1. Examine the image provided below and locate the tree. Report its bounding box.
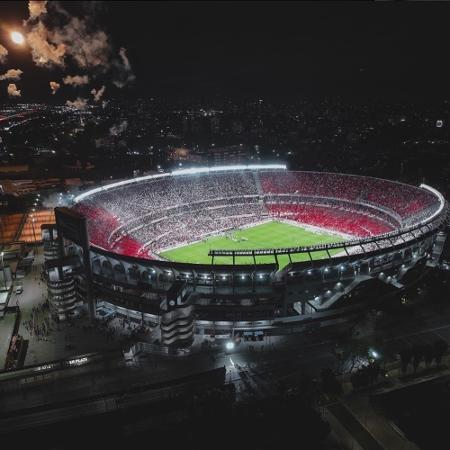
[433,339,449,367]
[412,345,424,372]
[424,344,434,368]
[367,362,381,385]
[321,367,342,396]
[399,347,413,374]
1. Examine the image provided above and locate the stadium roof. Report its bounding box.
[73,164,287,203]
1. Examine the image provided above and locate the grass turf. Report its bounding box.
[159,220,344,266]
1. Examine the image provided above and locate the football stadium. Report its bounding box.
[48,165,448,346]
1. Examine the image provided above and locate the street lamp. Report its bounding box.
[225,341,235,352]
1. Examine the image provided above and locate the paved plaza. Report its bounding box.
[1,246,125,367]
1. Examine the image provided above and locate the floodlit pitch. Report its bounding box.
[160,221,344,265]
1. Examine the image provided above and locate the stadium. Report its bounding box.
[57,165,448,345]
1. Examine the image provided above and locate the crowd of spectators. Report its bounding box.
[260,170,439,220]
[92,172,258,222]
[267,203,394,237]
[73,170,442,259]
[134,201,268,253]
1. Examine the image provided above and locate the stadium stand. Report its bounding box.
[266,203,394,237]
[19,210,56,243]
[0,214,24,244]
[260,171,438,220]
[73,170,441,259]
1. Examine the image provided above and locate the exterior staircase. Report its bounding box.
[14,213,28,241]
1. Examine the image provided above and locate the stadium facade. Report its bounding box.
[45,165,448,347]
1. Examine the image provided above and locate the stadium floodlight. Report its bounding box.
[225,341,235,351]
[171,164,287,177]
[73,172,171,202]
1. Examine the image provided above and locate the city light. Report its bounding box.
[225,341,235,351]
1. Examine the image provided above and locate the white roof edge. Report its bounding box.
[171,164,286,176]
[419,183,446,223]
[73,164,287,203]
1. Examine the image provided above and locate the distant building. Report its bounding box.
[0,177,84,195]
[204,145,249,166]
[0,164,29,174]
[168,147,203,163]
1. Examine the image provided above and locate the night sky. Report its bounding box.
[2,1,450,102]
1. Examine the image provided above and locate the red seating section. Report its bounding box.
[267,203,394,237]
[260,171,437,219]
[73,203,146,257]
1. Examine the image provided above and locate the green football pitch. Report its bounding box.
[159,220,344,266]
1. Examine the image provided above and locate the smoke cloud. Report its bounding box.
[25,6,111,70]
[26,21,66,67]
[0,69,23,81]
[119,47,131,71]
[21,2,136,100]
[91,85,106,102]
[112,47,135,88]
[28,1,48,19]
[49,80,60,94]
[52,17,111,70]
[63,74,89,86]
[0,45,8,64]
[66,97,88,110]
[7,83,21,97]
[109,120,128,136]
[41,187,84,208]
